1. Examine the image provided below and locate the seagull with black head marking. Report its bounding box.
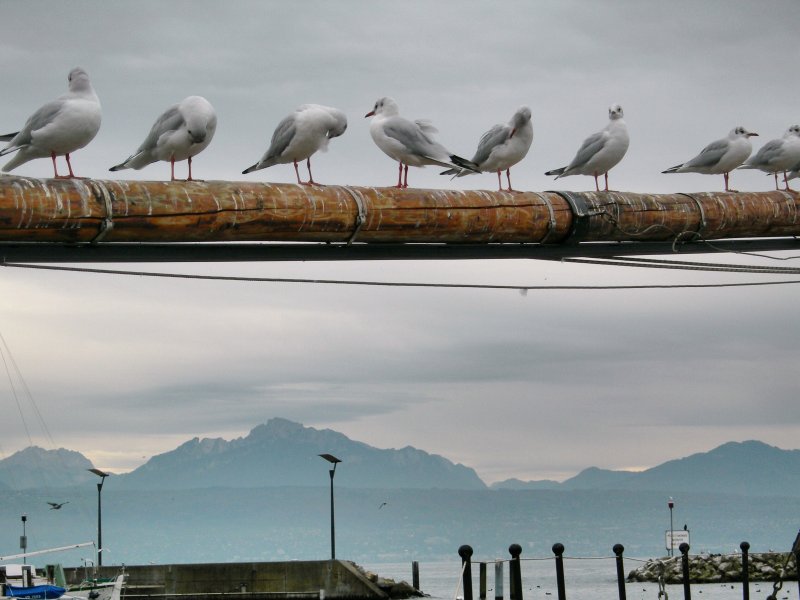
[545,104,629,192]
[242,104,347,185]
[110,96,217,181]
[441,106,533,192]
[0,67,101,178]
[662,126,758,191]
[737,125,800,191]
[365,97,478,189]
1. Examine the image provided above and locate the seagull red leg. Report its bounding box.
[402,164,409,188]
[496,170,503,192]
[293,160,303,185]
[187,156,194,182]
[304,158,318,186]
[170,157,176,181]
[50,151,60,178]
[64,153,76,178]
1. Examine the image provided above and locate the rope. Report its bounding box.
[4,261,800,292]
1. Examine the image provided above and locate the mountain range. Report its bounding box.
[0,418,798,497]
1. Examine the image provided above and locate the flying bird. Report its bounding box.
[441,106,533,192]
[0,67,101,178]
[737,125,800,191]
[545,104,629,192]
[378,502,388,509]
[47,501,69,510]
[365,97,478,188]
[662,127,758,191]
[242,104,347,185]
[110,95,217,181]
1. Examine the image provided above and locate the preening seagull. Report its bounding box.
[737,125,800,191]
[365,97,478,188]
[0,67,101,178]
[662,127,758,192]
[441,106,533,192]
[545,104,629,192]
[47,501,69,510]
[109,96,217,181]
[242,104,347,185]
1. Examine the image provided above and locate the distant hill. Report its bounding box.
[114,418,487,490]
[1,427,798,498]
[0,446,95,490]
[491,440,800,497]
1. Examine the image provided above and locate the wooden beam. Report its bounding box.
[0,176,797,253]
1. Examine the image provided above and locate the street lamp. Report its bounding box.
[88,468,111,566]
[20,515,27,563]
[667,497,675,557]
[318,454,342,560]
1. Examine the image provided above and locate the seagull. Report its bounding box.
[378,502,388,509]
[662,127,758,191]
[365,97,478,188]
[545,103,629,192]
[441,106,533,192]
[47,501,69,510]
[0,67,101,178]
[109,96,217,181]
[737,125,800,191]
[242,104,347,185]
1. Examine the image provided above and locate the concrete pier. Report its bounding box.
[63,560,408,600]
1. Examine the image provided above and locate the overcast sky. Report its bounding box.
[0,0,798,484]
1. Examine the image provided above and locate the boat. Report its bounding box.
[2,584,66,600]
[63,572,125,600]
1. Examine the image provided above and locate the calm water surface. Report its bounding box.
[362,558,798,600]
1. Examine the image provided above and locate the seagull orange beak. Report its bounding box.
[364,110,375,118]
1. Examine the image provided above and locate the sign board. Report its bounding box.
[665,529,690,549]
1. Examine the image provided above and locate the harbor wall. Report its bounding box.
[63,560,391,600]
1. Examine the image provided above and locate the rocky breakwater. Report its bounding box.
[354,564,424,599]
[627,553,798,584]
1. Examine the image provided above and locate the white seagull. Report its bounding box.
[441,106,533,192]
[545,104,629,192]
[242,104,347,185]
[110,96,217,181]
[0,67,101,178]
[365,97,477,188]
[737,125,800,191]
[662,127,758,192]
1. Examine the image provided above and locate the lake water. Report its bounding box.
[361,557,798,600]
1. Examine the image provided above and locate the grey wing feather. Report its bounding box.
[384,119,437,152]
[472,124,511,165]
[749,139,784,166]
[684,139,729,169]
[4,100,65,149]
[567,131,607,171]
[263,115,297,162]
[136,106,184,153]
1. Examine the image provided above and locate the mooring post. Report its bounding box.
[412,561,419,591]
[740,542,750,600]
[509,544,523,600]
[479,562,487,600]
[791,530,800,600]
[552,543,567,600]
[613,544,627,600]
[495,560,504,600]
[679,543,691,600]
[459,545,474,600]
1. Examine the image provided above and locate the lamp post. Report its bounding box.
[88,468,111,566]
[318,454,342,560]
[668,497,675,557]
[20,515,27,563]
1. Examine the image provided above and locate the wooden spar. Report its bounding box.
[0,175,798,250]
